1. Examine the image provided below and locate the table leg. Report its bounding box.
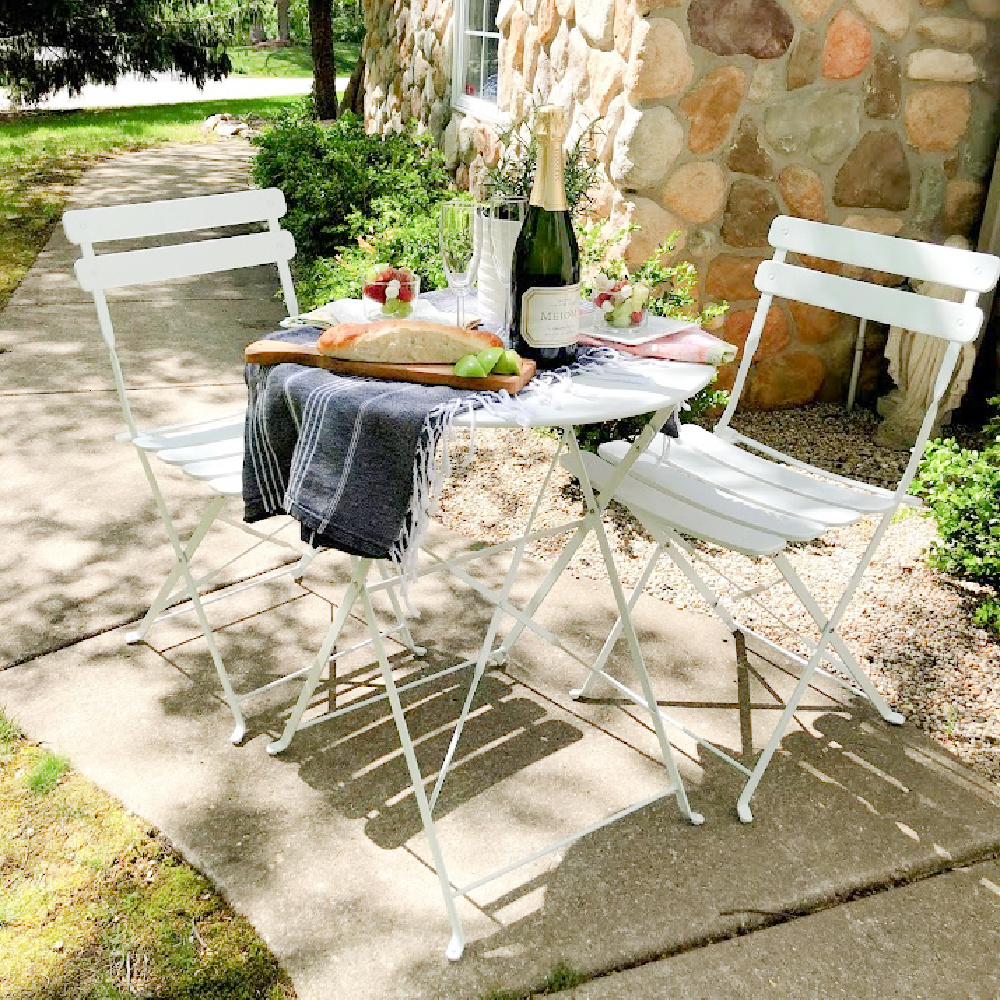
[563,430,703,826]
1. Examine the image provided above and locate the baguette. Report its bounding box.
[316,320,502,364]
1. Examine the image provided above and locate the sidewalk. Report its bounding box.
[1,141,998,1000]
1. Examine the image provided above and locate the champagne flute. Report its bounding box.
[439,201,482,328]
[485,196,526,347]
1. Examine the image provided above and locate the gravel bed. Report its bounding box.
[435,403,1000,788]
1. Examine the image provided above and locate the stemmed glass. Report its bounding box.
[439,200,482,328]
[484,196,526,346]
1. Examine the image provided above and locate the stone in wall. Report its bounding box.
[577,0,616,47]
[747,62,783,102]
[864,45,901,118]
[788,301,842,344]
[779,164,828,220]
[787,0,834,24]
[762,90,861,163]
[852,0,910,39]
[943,178,986,233]
[568,27,593,100]
[907,50,980,83]
[614,0,634,58]
[688,0,794,59]
[524,25,541,82]
[662,162,727,222]
[787,30,821,89]
[914,165,947,227]
[822,9,872,79]
[538,0,560,44]
[535,48,554,101]
[597,93,627,161]
[557,0,576,16]
[679,66,747,153]
[744,351,827,408]
[916,16,988,47]
[726,117,776,178]
[967,0,1000,16]
[724,304,789,363]
[905,85,973,151]
[621,196,687,266]
[721,178,780,247]
[551,20,571,77]
[589,50,626,115]
[834,130,911,209]
[705,253,768,300]
[960,91,1000,180]
[611,105,685,189]
[626,17,694,99]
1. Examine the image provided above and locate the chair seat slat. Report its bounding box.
[756,262,982,343]
[63,189,287,245]
[768,217,1000,292]
[157,438,244,465]
[182,455,244,480]
[74,231,296,292]
[676,426,896,514]
[599,439,837,537]
[561,451,789,556]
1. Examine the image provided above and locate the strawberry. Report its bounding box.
[631,310,644,324]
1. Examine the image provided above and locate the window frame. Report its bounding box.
[450,0,502,122]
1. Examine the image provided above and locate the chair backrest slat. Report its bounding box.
[74,231,296,292]
[63,189,287,246]
[756,261,984,343]
[768,217,1000,292]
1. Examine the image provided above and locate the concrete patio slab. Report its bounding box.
[1,539,998,999]
[563,857,1000,999]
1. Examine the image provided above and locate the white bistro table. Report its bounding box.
[265,356,716,959]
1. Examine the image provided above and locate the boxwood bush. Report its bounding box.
[251,102,452,305]
[912,395,1000,634]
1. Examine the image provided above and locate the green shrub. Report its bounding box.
[251,104,451,259]
[911,396,1000,633]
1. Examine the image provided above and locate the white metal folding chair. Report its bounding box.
[62,189,324,743]
[570,216,1000,822]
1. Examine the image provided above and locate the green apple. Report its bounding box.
[382,298,412,317]
[475,347,504,374]
[492,349,521,375]
[453,354,487,378]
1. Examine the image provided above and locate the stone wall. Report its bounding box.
[363,0,999,408]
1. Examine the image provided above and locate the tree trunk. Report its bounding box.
[276,0,290,44]
[342,52,365,115]
[309,0,337,119]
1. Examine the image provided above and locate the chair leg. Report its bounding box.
[566,433,703,827]
[126,494,227,645]
[774,553,905,725]
[267,557,371,755]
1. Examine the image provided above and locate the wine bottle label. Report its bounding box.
[520,285,580,348]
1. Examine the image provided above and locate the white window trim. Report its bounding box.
[450,0,502,123]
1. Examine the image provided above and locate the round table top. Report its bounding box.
[452,359,716,429]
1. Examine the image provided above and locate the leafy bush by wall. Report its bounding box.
[251,103,451,260]
[912,396,1000,633]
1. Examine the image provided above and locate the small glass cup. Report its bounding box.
[362,274,421,320]
[592,302,649,334]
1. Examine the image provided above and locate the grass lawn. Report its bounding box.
[0,710,296,998]
[228,42,361,78]
[0,95,304,308]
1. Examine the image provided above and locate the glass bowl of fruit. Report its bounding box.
[362,265,421,320]
[590,275,649,333]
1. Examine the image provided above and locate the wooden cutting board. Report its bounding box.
[245,339,537,394]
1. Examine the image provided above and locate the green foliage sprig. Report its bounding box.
[484,113,602,217]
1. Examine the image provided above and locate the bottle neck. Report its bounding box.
[529,130,568,212]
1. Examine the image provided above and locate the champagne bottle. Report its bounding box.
[509,105,580,369]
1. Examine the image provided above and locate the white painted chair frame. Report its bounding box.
[63,189,328,743]
[576,216,1000,823]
